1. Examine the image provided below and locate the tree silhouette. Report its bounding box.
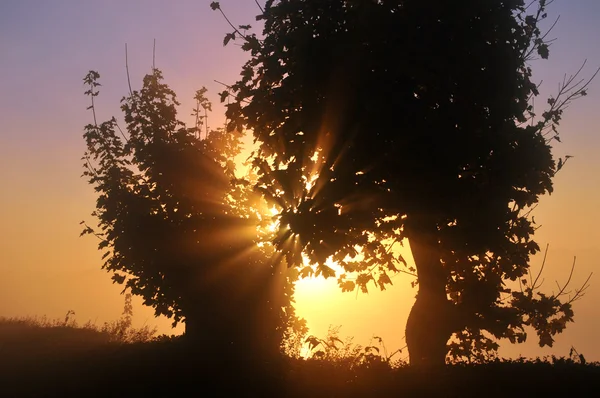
[81,68,303,359]
[215,0,596,365]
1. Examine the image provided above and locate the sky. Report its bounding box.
[1,0,599,362]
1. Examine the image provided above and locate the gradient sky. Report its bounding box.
[1,0,599,362]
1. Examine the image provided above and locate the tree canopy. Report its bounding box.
[79,0,596,366]
[81,68,305,358]
[215,0,596,365]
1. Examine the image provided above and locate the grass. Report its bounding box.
[0,312,599,397]
[0,312,157,361]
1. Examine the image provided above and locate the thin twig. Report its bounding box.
[114,120,129,143]
[214,79,252,104]
[214,79,233,89]
[84,78,100,177]
[555,256,576,297]
[254,0,265,14]
[522,203,539,219]
[568,272,593,303]
[194,98,201,135]
[125,43,133,96]
[84,157,99,177]
[81,221,108,242]
[530,243,549,290]
[532,60,599,140]
[204,106,209,139]
[396,268,418,278]
[539,15,560,42]
[215,5,249,41]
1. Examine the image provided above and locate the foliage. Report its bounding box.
[279,278,310,359]
[213,0,597,364]
[304,325,404,370]
[82,68,233,324]
[447,328,500,364]
[98,293,158,344]
[80,67,302,356]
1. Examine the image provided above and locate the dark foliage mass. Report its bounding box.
[81,69,306,359]
[1,333,599,398]
[214,0,596,365]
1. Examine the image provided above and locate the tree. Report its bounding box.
[81,68,304,359]
[215,0,596,365]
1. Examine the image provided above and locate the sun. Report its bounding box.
[255,189,351,299]
[266,207,280,233]
[228,133,420,362]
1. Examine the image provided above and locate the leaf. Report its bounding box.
[329,336,343,349]
[339,280,355,292]
[397,253,407,267]
[356,274,373,293]
[537,43,549,59]
[316,264,336,279]
[209,2,220,10]
[219,90,229,103]
[377,272,393,290]
[525,15,536,26]
[80,226,94,237]
[305,336,321,351]
[299,265,314,278]
[223,33,236,47]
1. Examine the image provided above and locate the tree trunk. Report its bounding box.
[405,219,457,367]
[182,299,237,355]
[181,260,287,362]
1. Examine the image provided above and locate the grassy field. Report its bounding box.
[1,315,599,397]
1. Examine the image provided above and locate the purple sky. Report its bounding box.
[1,0,599,361]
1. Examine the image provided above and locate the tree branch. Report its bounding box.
[125,43,133,96]
[254,0,264,14]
